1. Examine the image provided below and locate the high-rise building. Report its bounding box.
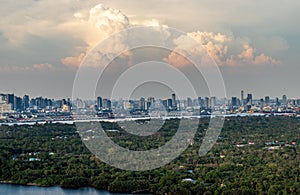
[139,97,146,110]
[23,95,30,110]
[241,90,244,105]
[231,97,237,108]
[103,98,111,109]
[282,95,287,105]
[296,99,300,106]
[0,102,12,113]
[171,93,176,109]
[6,94,14,110]
[210,96,217,108]
[197,97,202,108]
[247,93,253,105]
[265,96,270,106]
[36,97,45,109]
[187,97,193,107]
[97,96,103,110]
[14,97,23,111]
[167,99,173,110]
[260,98,264,109]
[204,97,209,109]
[0,94,6,101]
[147,97,155,110]
[275,97,280,106]
[162,99,168,109]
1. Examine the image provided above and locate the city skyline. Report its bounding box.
[1,90,299,102]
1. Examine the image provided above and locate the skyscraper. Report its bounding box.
[204,97,209,109]
[97,96,103,110]
[241,90,244,105]
[14,97,23,111]
[187,97,193,107]
[265,96,270,106]
[276,97,280,106]
[6,94,14,110]
[247,93,253,105]
[282,95,287,105]
[103,98,111,109]
[171,93,176,109]
[231,97,237,108]
[210,96,217,108]
[139,97,146,110]
[23,95,30,110]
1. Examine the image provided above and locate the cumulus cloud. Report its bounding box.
[163,51,191,68]
[61,4,132,67]
[163,31,280,67]
[88,4,129,34]
[61,4,174,68]
[1,2,282,68]
[61,53,85,67]
[62,4,282,68]
[0,1,292,72]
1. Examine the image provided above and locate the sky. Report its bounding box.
[0,0,299,100]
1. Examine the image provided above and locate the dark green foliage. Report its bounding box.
[0,116,299,194]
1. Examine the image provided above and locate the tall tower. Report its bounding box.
[97,96,103,110]
[265,96,270,106]
[23,95,30,110]
[282,95,287,106]
[171,93,176,109]
[6,94,15,110]
[247,93,253,105]
[241,90,244,106]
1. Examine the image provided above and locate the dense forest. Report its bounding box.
[0,116,299,194]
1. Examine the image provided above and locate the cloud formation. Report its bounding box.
[0,63,53,73]
[61,4,282,68]
[0,2,285,69]
[60,4,132,67]
[188,31,280,66]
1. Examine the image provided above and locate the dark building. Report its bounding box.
[265,96,270,106]
[296,99,300,106]
[210,97,217,108]
[247,94,253,105]
[147,97,155,109]
[0,94,6,101]
[231,97,237,108]
[171,93,176,109]
[187,97,193,107]
[282,95,287,106]
[103,99,112,109]
[197,97,202,108]
[139,97,146,110]
[204,97,209,109]
[36,97,45,109]
[23,95,30,110]
[14,97,23,111]
[260,98,264,109]
[97,96,103,110]
[6,94,15,110]
[241,90,244,105]
[167,99,173,110]
[276,97,280,106]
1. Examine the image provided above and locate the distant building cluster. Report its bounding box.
[1,90,300,121]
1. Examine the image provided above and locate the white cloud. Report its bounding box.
[60,4,174,68]
[0,2,286,69]
[187,31,280,66]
